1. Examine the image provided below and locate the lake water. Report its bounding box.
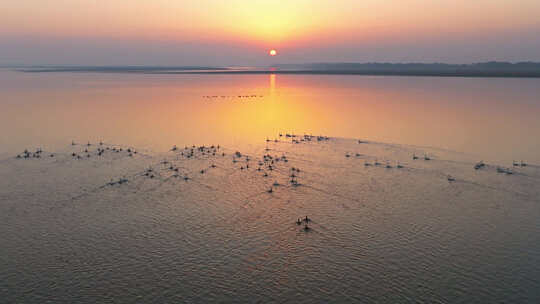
[1,69,540,303]
[1,70,540,163]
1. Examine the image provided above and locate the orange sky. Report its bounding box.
[1,0,540,64]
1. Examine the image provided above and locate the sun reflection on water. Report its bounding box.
[1,70,540,163]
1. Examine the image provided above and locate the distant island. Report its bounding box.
[13,61,540,78]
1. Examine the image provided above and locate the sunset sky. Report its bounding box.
[1,0,540,65]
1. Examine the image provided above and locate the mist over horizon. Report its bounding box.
[2,34,540,67]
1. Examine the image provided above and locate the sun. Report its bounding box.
[269,49,277,56]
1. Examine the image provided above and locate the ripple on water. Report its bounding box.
[1,138,540,303]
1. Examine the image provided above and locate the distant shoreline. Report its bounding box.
[18,69,540,78]
[13,61,540,78]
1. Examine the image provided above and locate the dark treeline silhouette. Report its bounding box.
[271,62,540,77]
[16,61,540,77]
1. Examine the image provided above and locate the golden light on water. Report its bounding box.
[269,74,276,95]
[2,71,539,162]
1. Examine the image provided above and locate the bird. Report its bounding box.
[474,161,485,170]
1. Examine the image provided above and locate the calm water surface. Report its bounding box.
[1,69,539,163]
[1,70,540,303]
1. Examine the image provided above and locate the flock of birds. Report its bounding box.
[280,133,330,144]
[342,140,530,183]
[15,141,139,161]
[471,159,527,176]
[15,148,51,159]
[98,143,305,193]
[12,135,532,232]
[125,144,225,184]
[202,94,264,100]
[260,134,331,146]
[12,137,316,230]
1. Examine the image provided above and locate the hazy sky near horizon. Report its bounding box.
[1,0,540,65]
